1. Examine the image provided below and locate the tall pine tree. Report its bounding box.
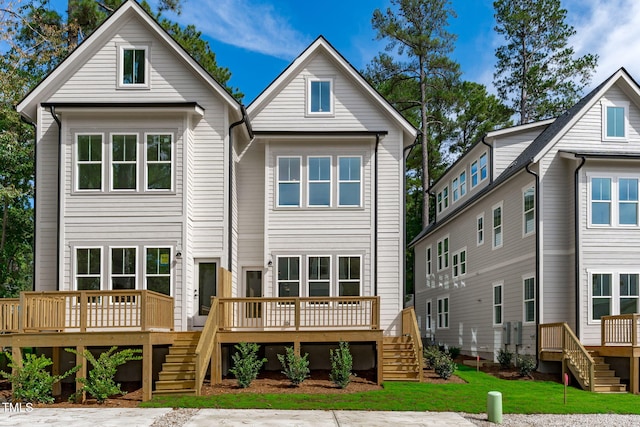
[493,0,598,124]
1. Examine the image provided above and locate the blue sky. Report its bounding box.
[50,0,640,104]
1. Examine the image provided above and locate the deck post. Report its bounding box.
[75,345,86,402]
[294,298,301,331]
[52,347,61,396]
[142,341,152,402]
[631,356,639,394]
[376,336,383,385]
[79,292,87,332]
[293,340,301,357]
[141,291,147,331]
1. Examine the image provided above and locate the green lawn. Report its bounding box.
[141,365,640,413]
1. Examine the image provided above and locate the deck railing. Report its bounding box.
[402,306,424,380]
[215,296,380,330]
[195,298,219,395]
[601,314,640,346]
[539,322,594,391]
[1,290,175,333]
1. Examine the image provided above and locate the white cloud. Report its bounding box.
[567,0,640,87]
[159,0,309,60]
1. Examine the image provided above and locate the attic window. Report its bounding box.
[119,45,149,88]
[602,100,628,141]
[307,78,333,115]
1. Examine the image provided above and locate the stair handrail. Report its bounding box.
[401,307,424,381]
[561,322,595,391]
[194,297,220,395]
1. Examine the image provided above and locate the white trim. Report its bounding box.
[307,156,332,207]
[601,100,629,141]
[452,247,467,279]
[437,295,449,329]
[437,235,450,272]
[425,245,433,288]
[437,185,449,213]
[144,132,174,192]
[425,299,433,337]
[493,281,503,326]
[75,132,105,192]
[492,201,504,250]
[117,44,150,89]
[476,212,485,246]
[143,246,173,296]
[276,255,301,297]
[522,185,535,237]
[587,173,640,228]
[337,254,362,297]
[523,274,535,324]
[337,156,362,207]
[307,255,332,297]
[306,76,334,116]
[276,156,302,207]
[108,246,138,291]
[109,133,139,192]
[73,246,103,291]
[587,270,640,324]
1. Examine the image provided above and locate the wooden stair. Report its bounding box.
[153,331,201,396]
[382,336,421,381]
[590,352,626,393]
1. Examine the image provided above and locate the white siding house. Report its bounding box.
[411,68,640,368]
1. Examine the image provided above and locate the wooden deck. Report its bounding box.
[0,286,424,400]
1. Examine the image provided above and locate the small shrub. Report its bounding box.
[446,346,461,360]
[67,346,142,403]
[0,352,79,403]
[277,346,310,386]
[423,345,442,370]
[433,353,456,380]
[329,342,353,389]
[497,348,513,368]
[229,342,267,388]
[516,354,536,377]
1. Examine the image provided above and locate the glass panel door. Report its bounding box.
[245,270,262,319]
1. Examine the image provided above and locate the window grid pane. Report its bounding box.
[77,135,102,190]
[308,157,331,206]
[146,248,171,295]
[77,248,101,290]
[310,80,331,113]
[146,134,172,190]
[112,134,137,190]
[278,157,301,206]
[308,256,330,297]
[338,157,361,206]
[278,257,300,297]
[619,178,638,225]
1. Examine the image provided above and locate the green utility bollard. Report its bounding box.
[487,391,503,424]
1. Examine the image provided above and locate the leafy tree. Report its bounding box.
[493,0,597,124]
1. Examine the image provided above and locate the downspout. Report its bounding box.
[525,162,540,368]
[574,156,587,339]
[227,106,253,272]
[403,135,421,306]
[374,134,380,296]
[20,116,37,291]
[48,106,62,291]
[481,135,493,183]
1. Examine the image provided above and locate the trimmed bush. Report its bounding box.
[516,354,536,377]
[277,346,310,386]
[434,353,456,380]
[229,342,267,388]
[329,341,353,389]
[1,352,79,403]
[497,348,513,368]
[67,346,142,403]
[423,345,441,370]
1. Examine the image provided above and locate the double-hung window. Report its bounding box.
[493,283,503,325]
[619,178,638,225]
[477,213,484,246]
[591,177,611,225]
[437,187,449,213]
[459,171,467,198]
[425,246,432,286]
[146,134,172,190]
[471,152,488,188]
[492,203,503,249]
[76,248,101,290]
[523,277,535,323]
[590,176,639,226]
[523,186,535,235]
[338,256,360,297]
[308,79,332,114]
[277,256,300,297]
[452,178,459,202]
[278,157,301,206]
[437,236,449,271]
[111,247,136,291]
[338,157,361,206]
[146,247,171,295]
[471,160,479,188]
[308,157,331,206]
[620,273,639,314]
[452,249,466,278]
[120,46,148,87]
[112,134,137,190]
[602,101,628,140]
[437,296,449,328]
[591,272,640,321]
[592,273,612,320]
[308,256,330,297]
[479,153,488,181]
[77,134,103,191]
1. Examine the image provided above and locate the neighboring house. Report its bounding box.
[9,0,420,400]
[410,68,640,393]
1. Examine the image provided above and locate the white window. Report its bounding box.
[590,176,639,227]
[119,46,148,87]
[480,153,488,182]
[278,157,301,207]
[459,171,467,198]
[426,246,432,287]
[111,134,137,191]
[492,203,503,249]
[308,157,331,206]
[338,256,361,296]
[338,157,361,206]
[277,256,300,297]
[437,236,449,271]
[523,276,535,323]
[523,186,535,236]
[590,272,640,322]
[437,296,449,329]
[308,78,333,115]
[477,213,484,246]
[76,134,103,191]
[620,273,640,314]
[425,299,433,335]
[602,101,628,140]
[493,283,503,326]
[452,248,466,278]
[308,256,330,297]
[437,186,449,213]
[146,134,172,190]
[591,273,612,321]
[471,152,488,188]
[76,248,101,290]
[145,247,171,295]
[471,160,479,188]
[111,247,136,291]
[452,177,459,202]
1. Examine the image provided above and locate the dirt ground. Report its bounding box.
[0,360,559,408]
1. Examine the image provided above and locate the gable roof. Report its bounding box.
[17,0,241,121]
[410,67,638,247]
[247,36,417,140]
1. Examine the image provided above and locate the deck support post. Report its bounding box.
[376,336,383,385]
[631,356,639,394]
[75,345,86,402]
[293,341,301,357]
[10,346,22,397]
[210,340,220,385]
[142,341,152,402]
[52,347,61,396]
